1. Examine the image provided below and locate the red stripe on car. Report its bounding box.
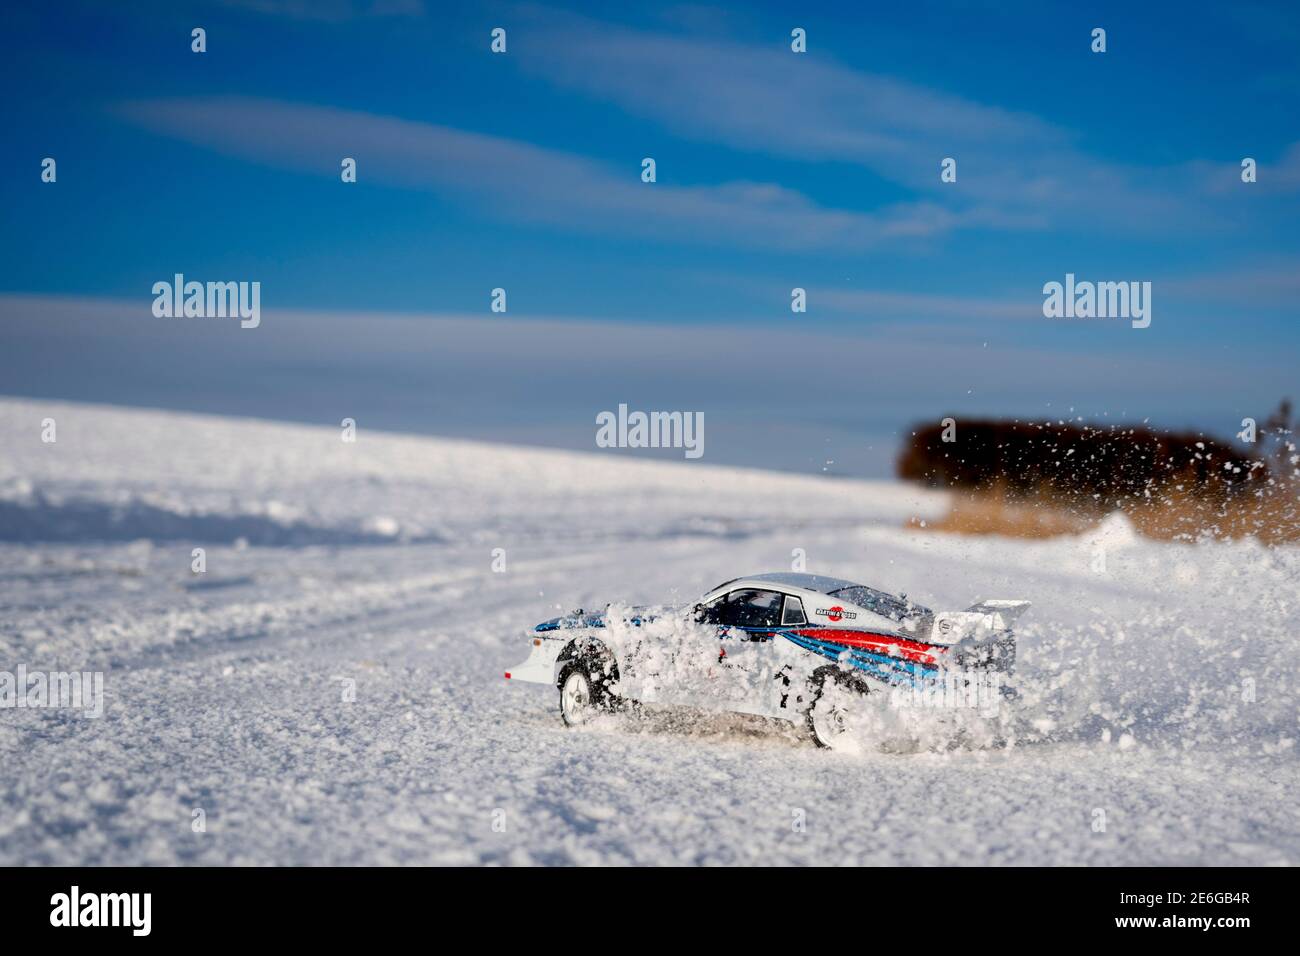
[792,629,945,666]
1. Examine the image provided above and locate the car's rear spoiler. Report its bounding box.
[965,599,1031,629]
[928,600,1030,645]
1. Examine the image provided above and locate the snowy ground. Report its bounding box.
[0,398,1296,865]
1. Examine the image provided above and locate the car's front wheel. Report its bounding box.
[558,661,616,726]
[558,665,594,725]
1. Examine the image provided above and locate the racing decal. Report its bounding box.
[814,606,856,622]
[783,631,933,687]
[790,628,945,666]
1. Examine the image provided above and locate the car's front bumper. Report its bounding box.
[504,637,565,685]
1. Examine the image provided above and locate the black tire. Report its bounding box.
[806,667,868,749]
[557,652,620,727]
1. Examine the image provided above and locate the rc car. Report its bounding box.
[505,572,1029,750]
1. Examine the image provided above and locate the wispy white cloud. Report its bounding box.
[1160,257,1300,305]
[812,258,1300,324]
[4,292,1275,409]
[712,256,1300,332]
[1189,142,1300,196]
[510,7,1253,234]
[810,288,1041,324]
[115,96,972,251]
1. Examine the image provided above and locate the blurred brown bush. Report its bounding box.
[898,402,1297,543]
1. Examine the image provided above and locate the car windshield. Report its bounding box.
[826,585,929,621]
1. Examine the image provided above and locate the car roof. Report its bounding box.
[713,572,867,595]
[704,573,932,622]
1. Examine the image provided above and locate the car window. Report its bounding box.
[781,595,807,626]
[695,594,726,625]
[717,589,784,628]
[827,585,930,620]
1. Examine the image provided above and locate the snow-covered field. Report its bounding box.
[1,398,1296,865]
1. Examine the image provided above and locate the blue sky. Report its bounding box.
[1,0,1297,475]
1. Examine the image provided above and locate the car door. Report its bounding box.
[720,592,810,716]
[694,589,787,713]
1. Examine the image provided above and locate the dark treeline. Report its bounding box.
[897,418,1268,507]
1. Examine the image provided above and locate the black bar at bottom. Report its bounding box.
[0,866,1276,943]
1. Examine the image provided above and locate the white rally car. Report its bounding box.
[505,572,1029,749]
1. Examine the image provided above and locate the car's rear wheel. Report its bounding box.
[807,668,867,751]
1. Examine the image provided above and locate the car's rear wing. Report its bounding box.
[965,599,1031,629]
[928,599,1030,645]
